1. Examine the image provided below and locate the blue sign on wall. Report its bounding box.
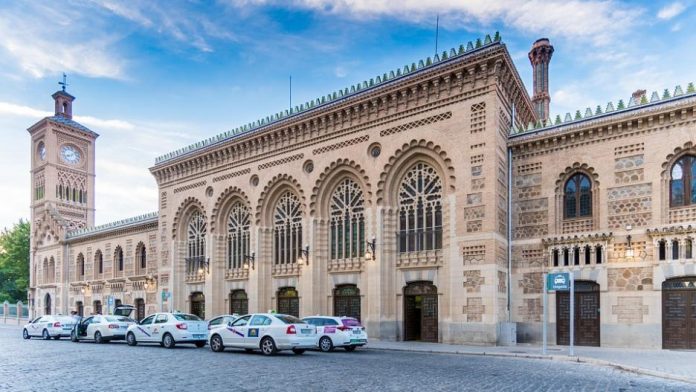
[547,273,570,291]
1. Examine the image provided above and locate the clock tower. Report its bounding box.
[28,87,99,232]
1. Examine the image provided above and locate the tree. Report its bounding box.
[0,220,30,303]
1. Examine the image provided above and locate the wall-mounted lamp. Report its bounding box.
[297,245,310,265]
[144,274,156,290]
[80,287,85,294]
[243,252,256,270]
[625,225,634,258]
[364,235,376,261]
[197,258,210,275]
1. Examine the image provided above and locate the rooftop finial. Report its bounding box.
[59,73,68,92]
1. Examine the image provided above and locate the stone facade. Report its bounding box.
[26,34,696,349]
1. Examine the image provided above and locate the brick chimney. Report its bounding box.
[528,38,554,123]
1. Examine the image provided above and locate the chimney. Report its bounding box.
[528,38,554,123]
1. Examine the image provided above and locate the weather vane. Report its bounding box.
[58,73,68,92]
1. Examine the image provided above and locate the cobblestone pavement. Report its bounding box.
[1,325,694,392]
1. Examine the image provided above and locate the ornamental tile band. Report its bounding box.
[65,212,158,239]
[154,32,502,165]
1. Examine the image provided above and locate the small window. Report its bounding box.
[686,239,693,259]
[658,240,667,261]
[672,240,680,260]
[595,246,603,264]
[573,246,580,265]
[584,245,592,265]
[563,248,569,266]
[553,249,559,267]
[232,315,251,327]
[140,315,155,325]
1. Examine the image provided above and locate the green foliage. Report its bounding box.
[0,220,30,303]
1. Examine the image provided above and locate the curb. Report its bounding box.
[367,346,696,385]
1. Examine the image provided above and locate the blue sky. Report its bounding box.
[0,0,694,229]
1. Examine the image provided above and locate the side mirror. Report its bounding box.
[227,321,233,327]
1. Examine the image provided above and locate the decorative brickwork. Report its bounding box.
[606,183,653,229]
[463,206,485,220]
[212,168,251,183]
[607,183,652,200]
[463,270,484,292]
[462,245,485,265]
[614,155,644,170]
[312,135,369,155]
[669,206,696,224]
[471,154,484,165]
[498,271,507,294]
[518,298,541,322]
[519,272,543,294]
[470,103,486,134]
[467,193,482,205]
[614,169,644,184]
[562,218,594,234]
[463,297,484,322]
[608,267,653,291]
[614,143,644,156]
[515,173,542,188]
[517,162,542,175]
[379,111,452,137]
[514,197,549,239]
[173,181,207,194]
[466,220,482,232]
[471,165,482,176]
[612,296,649,324]
[471,178,485,190]
[257,153,304,170]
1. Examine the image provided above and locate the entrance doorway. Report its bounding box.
[663,277,696,349]
[135,298,145,322]
[44,294,51,315]
[403,281,438,342]
[190,292,205,319]
[334,284,361,320]
[229,290,248,315]
[277,287,299,317]
[76,301,84,317]
[556,281,600,346]
[93,300,102,315]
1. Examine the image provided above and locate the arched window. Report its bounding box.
[186,210,206,275]
[595,245,603,264]
[564,173,592,218]
[553,249,559,267]
[573,246,580,265]
[672,240,680,260]
[226,202,250,269]
[135,242,147,274]
[686,239,693,259]
[670,155,696,207]
[42,257,48,284]
[330,178,365,260]
[273,192,302,265]
[584,245,592,265]
[398,162,443,253]
[658,240,667,261]
[48,257,55,283]
[94,249,103,277]
[114,246,124,273]
[563,248,569,266]
[77,253,85,280]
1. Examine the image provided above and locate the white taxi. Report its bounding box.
[23,315,76,340]
[209,313,317,355]
[70,314,136,343]
[207,314,239,332]
[126,312,208,349]
[303,316,368,352]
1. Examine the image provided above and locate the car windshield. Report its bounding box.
[341,318,362,327]
[173,314,201,321]
[105,316,133,322]
[274,315,304,324]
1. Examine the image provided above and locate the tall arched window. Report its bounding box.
[330,178,365,260]
[186,210,207,275]
[77,253,85,280]
[564,173,592,218]
[226,202,250,269]
[273,192,302,265]
[135,242,146,274]
[670,155,696,207]
[94,249,103,277]
[48,257,55,283]
[398,162,443,253]
[114,246,124,275]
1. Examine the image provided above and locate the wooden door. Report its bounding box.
[277,287,299,317]
[663,277,696,349]
[556,281,600,346]
[333,285,361,320]
[420,293,439,342]
[403,282,438,342]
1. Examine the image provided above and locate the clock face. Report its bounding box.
[60,145,82,165]
[37,142,46,161]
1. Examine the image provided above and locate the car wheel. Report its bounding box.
[126,332,137,346]
[210,335,224,352]
[162,333,176,349]
[71,331,79,343]
[344,345,357,352]
[319,336,334,352]
[94,331,104,344]
[292,348,305,355]
[260,337,277,356]
[22,329,30,340]
[42,329,50,340]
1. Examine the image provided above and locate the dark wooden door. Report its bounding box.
[556,281,600,346]
[403,282,438,342]
[190,292,205,319]
[334,285,361,320]
[663,277,696,349]
[229,290,248,315]
[135,298,145,321]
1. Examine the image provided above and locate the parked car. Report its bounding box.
[23,315,76,340]
[126,312,208,348]
[303,316,368,352]
[207,314,239,332]
[71,305,137,343]
[208,313,317,355]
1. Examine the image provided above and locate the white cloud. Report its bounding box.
[248,0,643,46]
[74,116,136,131]
[334,66,348,78]
[657,2,686,20]
[0,102,51,119]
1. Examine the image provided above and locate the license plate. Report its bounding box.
[350,339,366,344]
[120,325,127,329]
[300,329,312,334]
[193,334,206,339]
[352,329,361,334]
[62,327,72,330]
